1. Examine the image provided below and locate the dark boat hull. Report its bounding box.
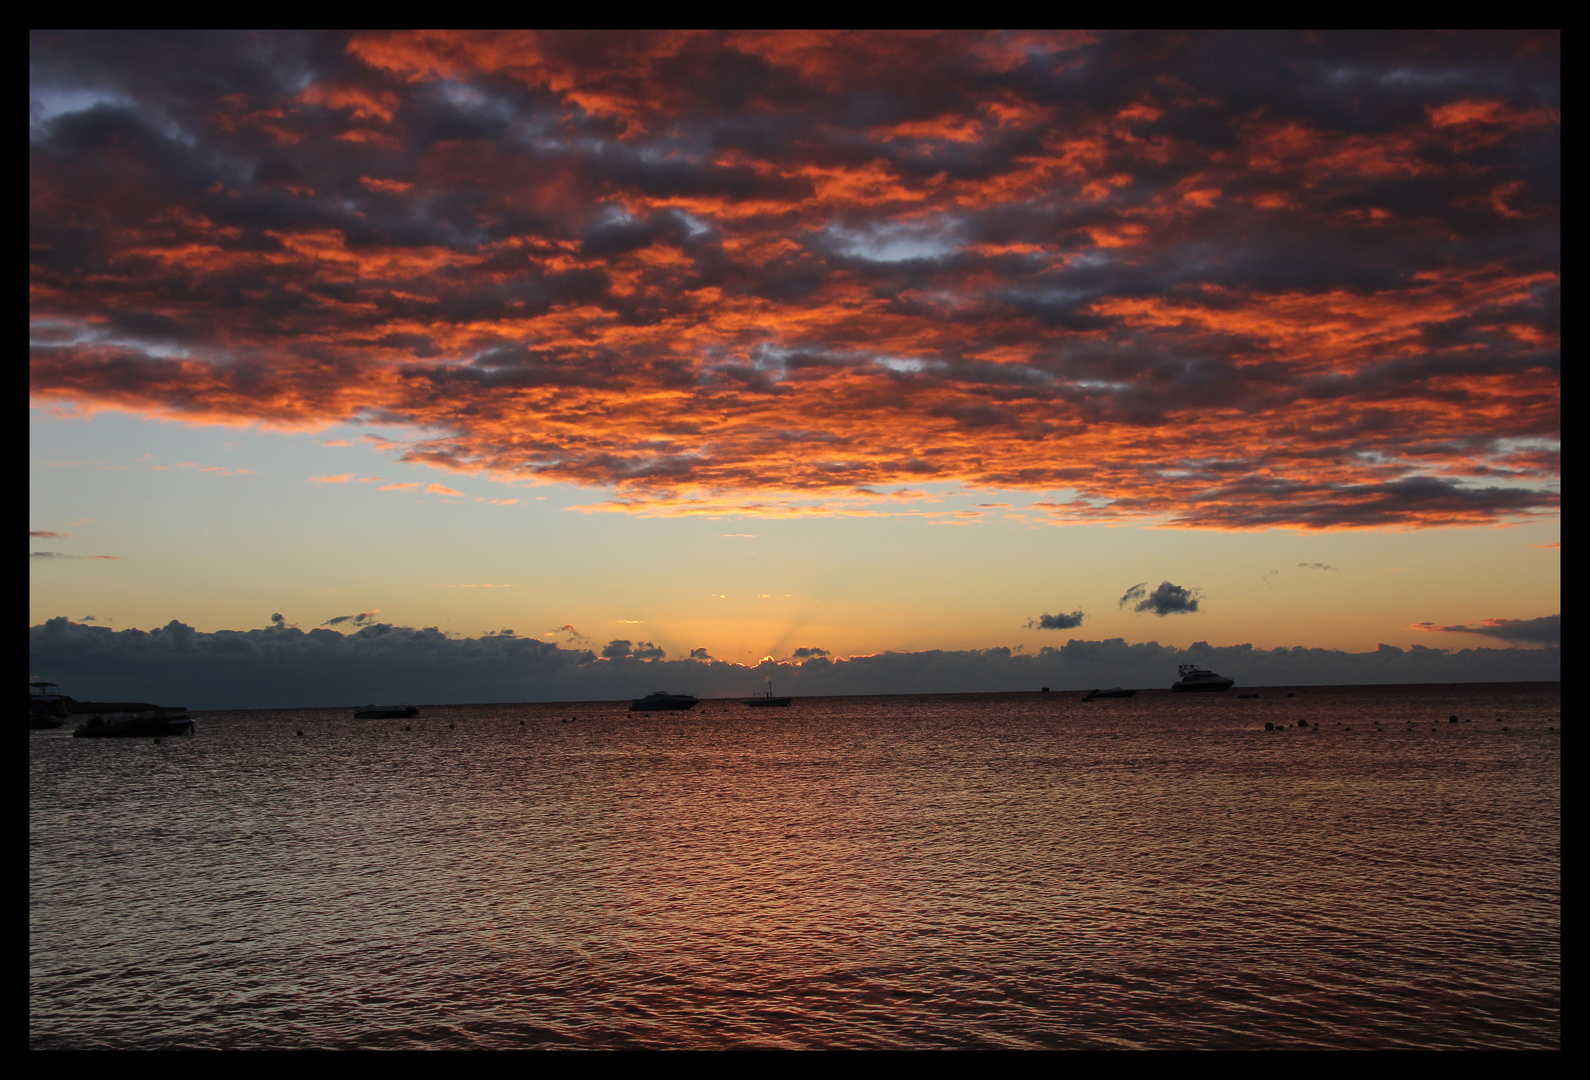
[744,697,793,707]
[630,698,698,711]
[1171,683,1234,692]
[73,716,194,738]
[354,707,420,719]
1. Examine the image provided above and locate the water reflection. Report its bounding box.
[31,685,1559,1048]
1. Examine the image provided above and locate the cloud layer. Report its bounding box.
[1411,614,1559,645]
[30,32,1559,528]
[30,616,1559,710]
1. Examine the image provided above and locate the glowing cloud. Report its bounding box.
[29,31,1559,530]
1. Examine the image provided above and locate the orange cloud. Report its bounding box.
[29,31,1559,531]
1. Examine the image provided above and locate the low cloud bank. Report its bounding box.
[30,617,1561,710]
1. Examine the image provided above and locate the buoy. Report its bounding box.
[448,722,455,729]
[519,720,524,726]
[1265,721,1275,731]
[153,738,161,744]
[296,730,304,736]
[1449,715,1458,722]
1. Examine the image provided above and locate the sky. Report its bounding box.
[29,31,1559,703]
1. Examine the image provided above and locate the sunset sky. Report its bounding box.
[30,31,1558,693]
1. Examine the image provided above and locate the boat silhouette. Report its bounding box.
[744,679,793,707]
[1171,664,1235,692]
[630,691,699,712]
[1081,687,1137,701]
[354,704,419,719]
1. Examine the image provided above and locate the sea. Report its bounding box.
[29,683,1560,1050]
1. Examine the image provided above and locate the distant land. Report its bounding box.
[31,617,1561,712]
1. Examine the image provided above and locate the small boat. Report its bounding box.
[1171,664,1235,692]
[73,712,195,738]
[354,705,419,719]
[629,691,699,712]
[29,681,69,729]
[744,680,793,707]
[1081,687,1136,701]
[38,680,194,737]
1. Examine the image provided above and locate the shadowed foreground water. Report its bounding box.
[30,683,1559,1049]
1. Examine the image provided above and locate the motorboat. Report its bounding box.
[29,681,69,729]
[1171,664,1235,692]
[1082,687,1137,701]
[744,680,793,707]
[72,712,195,738]
[629,691,699,712]
[354,704,420,719]
[34,680,194,737]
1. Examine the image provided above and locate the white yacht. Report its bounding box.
[1171,664,1235,692]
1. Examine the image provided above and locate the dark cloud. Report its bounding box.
[601,638,667,660]
[320,610,380,627]
[1027,611,1085,630]
[689,647,714,660]
[791,646,830,658]
[28,31,1559,529]
[30,530,70,539]
[1411,614,1559,646]
[28,615,1559,709]
[1298,563,1339,571]
[1123,581,1202,616]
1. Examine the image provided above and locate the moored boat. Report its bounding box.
[72,712,195,738]
[29,681,69,729]
[744,680,793,707]
[1170,664,1235,692]
[630,691,699,712]
[38,680,194,737]
[1082,686,1137,701]
[354,704,420,719]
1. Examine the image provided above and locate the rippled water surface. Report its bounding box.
[31,684,1559,1049]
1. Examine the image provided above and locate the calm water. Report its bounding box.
[30,684,1559,1049]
